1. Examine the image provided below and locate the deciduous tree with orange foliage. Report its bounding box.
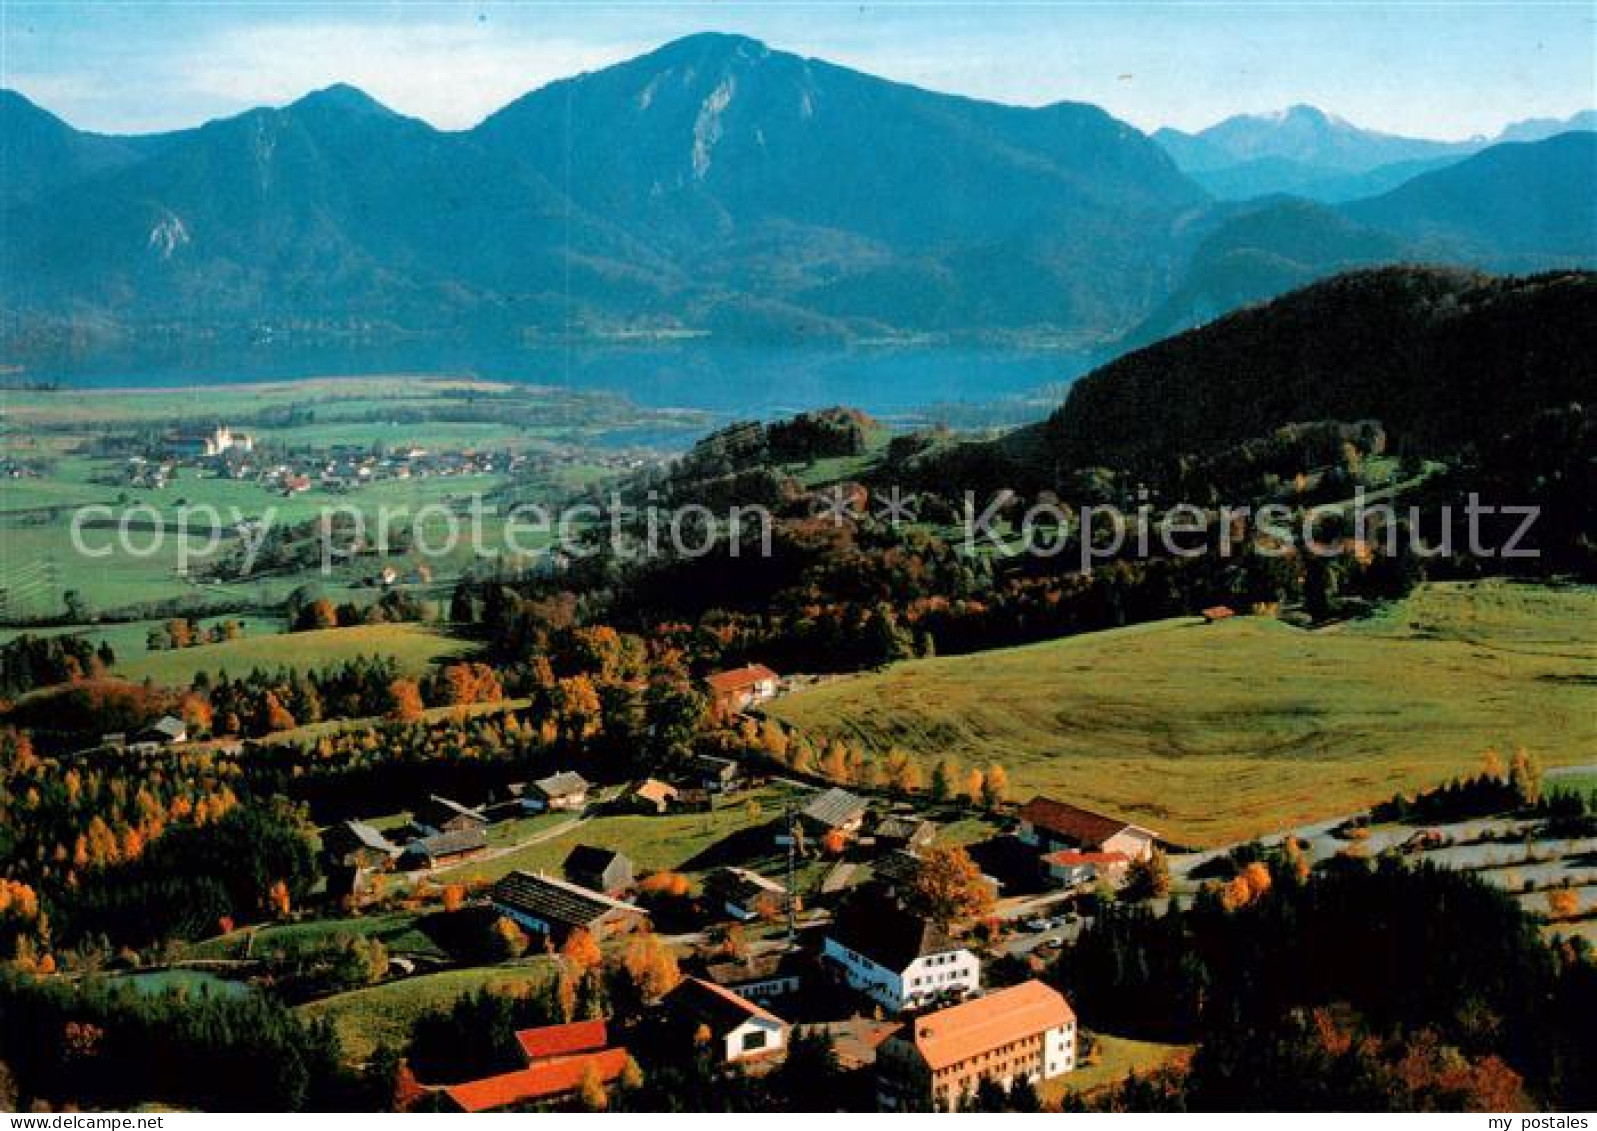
[1220,861,1273,911]
[903,844,993,927]
[561,926,603,973]
[387,678,425,721]
[616,932,681,1002]
[1545,886,1580,920]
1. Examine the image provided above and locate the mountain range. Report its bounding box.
[1153,104,1597,201]
[1,33,1593,352]
[1126,130,1597,346]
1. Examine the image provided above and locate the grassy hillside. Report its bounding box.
[769,581,1597,846]
[298,958,557,1062]
[116,623,471,685]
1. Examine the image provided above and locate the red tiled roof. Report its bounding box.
[1043,850,1131,866]
[704,664,779,693]
[444,1047,628,1113]
[1202,605,1236,620]
[908,981,1075,1072]
[515,1018,609,1062]
[1019,795,1154,845]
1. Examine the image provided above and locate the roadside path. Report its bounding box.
[422,813,591,879]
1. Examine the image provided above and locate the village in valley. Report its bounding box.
[133,654,1576,1114]
[301,657,1142,1113]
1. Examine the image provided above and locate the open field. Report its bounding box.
[0,375,701,622]
[1042,1035,1191,1102]
[0,613,284,657]
[435,781,819,885]
[1547,770,1597,805]
[116,623,471,684]
[183,910,445,963]
[297,958,558,1062]
[770,580,1597,847]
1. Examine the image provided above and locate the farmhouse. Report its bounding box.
[704,663,780,712]
[136,715,188,746]
[400,826,487,869]
[691,754,743,793]
[821,901,980,1014]
[529,771,591,812]
[666,978,790,1066]
[799,787,869,839]
[875,980,1078,1112]
[701,948,806,1005]
[442,1019,630,1112]
[874,814,938,853]
[491,871,649,942]
[628,778,679,814]
[562,845,634,897]
[1016,796,1158,861]
[413,794,488,836]
[1043,849,1131,888]
[322,820,400,869]
[703,866,787,921]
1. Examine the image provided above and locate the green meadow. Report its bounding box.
[0,375,695,622]
[770,580,1597,847]
[298,958,559,1062]
[115,623,471,684]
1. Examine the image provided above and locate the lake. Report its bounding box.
[19,337,1099,423]
[113,968,255,1000]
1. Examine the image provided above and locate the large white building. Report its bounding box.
[821,902,980,1014]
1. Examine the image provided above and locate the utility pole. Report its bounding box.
[785,802,798,944]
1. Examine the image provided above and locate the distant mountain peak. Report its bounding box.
[1274,104,1332,124]
[287,83,398,119]
[652,30,770,56]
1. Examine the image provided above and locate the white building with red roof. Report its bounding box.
[704,663,780,712]
[1016,795,1159,861]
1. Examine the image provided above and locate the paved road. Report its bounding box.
[419,812,591,880]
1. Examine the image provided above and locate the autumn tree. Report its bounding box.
[387,678,425,721]
[578,1062,609,1111]
[486,916,528,960]
[1125,847,1172,901]
[1546,886,1580,921]
[301,599,339,631]
[1220,861,1273,911]
[267,880,292,919]
[1508,748,1542,806]
[615,933,681,1002]
[261,693,296,733]
[903,844,994,927]
[981,764,1009,808]
[561,927,603,974]
[822,740,851,783]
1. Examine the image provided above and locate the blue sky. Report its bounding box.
[2,2,1592,138]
